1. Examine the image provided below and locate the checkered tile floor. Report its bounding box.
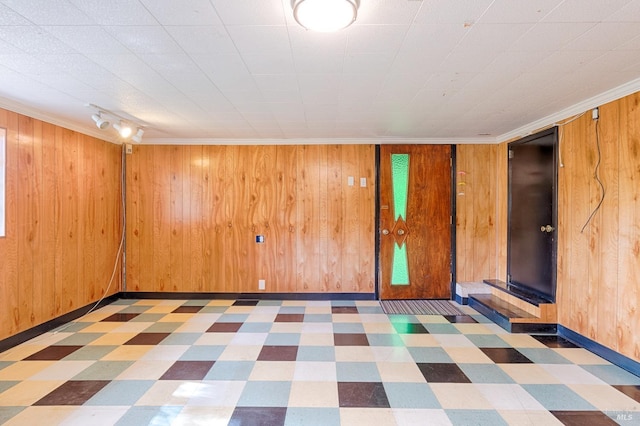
[1,299,639,425]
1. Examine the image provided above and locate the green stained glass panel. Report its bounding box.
[391,154,409,221]
[391,242,410,286]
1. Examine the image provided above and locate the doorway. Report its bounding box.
[378,145,452,300]
[508,128,558,302]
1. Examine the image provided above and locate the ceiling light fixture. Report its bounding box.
[292,0,359,32]
[131,128,145,143]
[91,113,110,130]
[113,121,133,139]
[88,104,147,143]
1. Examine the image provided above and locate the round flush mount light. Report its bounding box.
[292,0,359,32]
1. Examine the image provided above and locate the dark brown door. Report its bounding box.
[379,145,452,300]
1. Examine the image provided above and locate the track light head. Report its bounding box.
[113,121,133,139]
[91,113,110,130]
[131,128,144,143]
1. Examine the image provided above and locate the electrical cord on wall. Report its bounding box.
[580,117,605,233]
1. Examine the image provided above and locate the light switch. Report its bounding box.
[360,177,367,187]
[348,176,355,186]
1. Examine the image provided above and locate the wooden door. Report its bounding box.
[379,145,452,300]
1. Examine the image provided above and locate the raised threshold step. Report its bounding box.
[483,279,552,306]
[468,294,556,334]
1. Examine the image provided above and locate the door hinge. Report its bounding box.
[450,157,453,167]
[449,272,453,282]
[450,215,452,225]
[508,150,514,159]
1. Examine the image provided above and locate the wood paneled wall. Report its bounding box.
[455,144,507,282]
[0,108,123,341]
[456,91,640,362]
[125,144,375,294]
[557,93,640,361]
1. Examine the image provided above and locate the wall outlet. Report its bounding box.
[258,279,265,290]
[125,143,133,154]
[360,177,367,187]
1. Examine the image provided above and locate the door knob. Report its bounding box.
[382,229,390,235]
[540,225,554,233]
[397,229,405,235]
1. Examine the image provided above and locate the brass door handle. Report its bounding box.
[540,225,554,233]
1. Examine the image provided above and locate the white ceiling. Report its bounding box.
[0,0,640,144]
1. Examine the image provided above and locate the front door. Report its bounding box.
[379,145,452,300]
[508,128,557,302]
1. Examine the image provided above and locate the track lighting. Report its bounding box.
[91,113,110,130]
[131,128,144,143]
[88,104,147,143]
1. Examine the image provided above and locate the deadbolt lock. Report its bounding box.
[540,225,555,233]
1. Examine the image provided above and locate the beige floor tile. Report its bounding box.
[393,409,452,426]
[248,361,296,381]
[0,380,64,406]
[229,332,268,346]
[293,361,337,382]
[475,384,546,410]
[399,334,440,347]
[77,322,122,333]
[298,333,335,346]
[340,408,397,425]
[135,381,192,406]
[172,406,234,426]
[416,315,449,324]
[444,347,493,364]
[29,360,95,380]
[189,381,246,407]
[371,347,414,363]
[430,383,494,409]
[498,334,547,348]
[498,410,564,425]
[332,314,362,323]
[59,406,129,425]
[193,333,235,346]
[289,381,339,407]
[552,348,610,365]
[217,345,262,361]
[334,346,376,362]
[454,323,494,334]
[0,345,48,362]
[112,322,155,333]
[3,406,75,426]
[270,323,304,333]
[141,345,190,361]
[568,384,640,411]
[432,334,476,348]
[301,323,333,334]
[541,364,607,385]
[91,332,138,345]
[0,361,54,380]
[100,345,153,361]
[205,300,234,307]
[377,361,424,382]
[244,313,277,323]
[499,364,561,384]
[363,323,396,334]
[115,360,175,380]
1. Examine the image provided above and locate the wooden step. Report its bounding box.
[468,294,556,334]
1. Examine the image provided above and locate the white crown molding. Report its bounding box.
[497,77,640,143]
[0,96,121,145]
[142,136,496,145]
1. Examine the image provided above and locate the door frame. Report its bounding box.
[374,144,457,300]
[507,127,558,303]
